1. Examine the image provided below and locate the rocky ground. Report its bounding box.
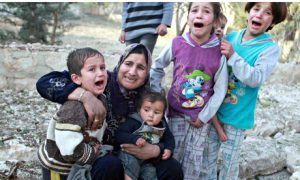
[0,65,300,179]
[1,7,300,179]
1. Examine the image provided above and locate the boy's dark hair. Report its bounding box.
[188,2,222,21]
[245,2,288,31]
[137,91,167,114]
[67,47,104,75]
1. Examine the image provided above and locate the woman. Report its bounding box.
[36,43,183,180]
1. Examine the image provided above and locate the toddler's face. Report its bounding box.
[214,19,226,40]
[139,100,164,126]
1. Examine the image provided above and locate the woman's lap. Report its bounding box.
[156,157,183,180]
[90,153,183,180]
[91,154,124,180]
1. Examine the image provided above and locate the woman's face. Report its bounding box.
[117,53,148,90]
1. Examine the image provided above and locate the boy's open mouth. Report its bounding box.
[95,80,104,87]
[194,22,204,28]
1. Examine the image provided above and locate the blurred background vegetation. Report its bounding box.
[0,2,299,63]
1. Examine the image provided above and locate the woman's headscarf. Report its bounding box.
[109,43,152,119]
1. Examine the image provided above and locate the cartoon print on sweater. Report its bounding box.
[224,69,238,104]
[173,64,185,103]
[181,69,211,108]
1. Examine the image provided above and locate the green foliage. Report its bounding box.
[0,2,73,45]
[0,29,16,43]
[224,2,246,32]
[80,2,122,16]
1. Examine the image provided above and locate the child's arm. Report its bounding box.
[197,56,228,124]
[161,3,173,28]
[120,2,128,32]
[150,42,174,93]
[159,119,175,155]
[54,101,98,165]
[36,70,106,130]
[119,3,128,43]
[36,70,78,104]
[226,43,280,87]
[115,118,141,145]
[211,115,227,142]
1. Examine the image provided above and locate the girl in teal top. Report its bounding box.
[202,2,288,180]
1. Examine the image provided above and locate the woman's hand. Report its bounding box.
[69,88,106,130]
[82,91,106,130]
[120,142,160,160]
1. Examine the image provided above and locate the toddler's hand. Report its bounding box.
[162,149,171,160]
[136,138,146,147]
[189,118,203,128]
[220,39,234,59]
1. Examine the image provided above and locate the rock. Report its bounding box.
[239,136,287,179]
[287,120,300,133]
[284,146,300,174]
[290,171,300,180]
[254,170,291,180]
[257,123,279,137]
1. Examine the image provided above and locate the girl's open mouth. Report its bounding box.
[194,22,204,28]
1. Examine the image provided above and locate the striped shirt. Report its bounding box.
[38,99,107,175]
[121,2,173,41]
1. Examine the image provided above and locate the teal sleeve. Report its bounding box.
[227,45,279,88]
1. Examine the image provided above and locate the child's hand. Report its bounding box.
[136,138,146,147]
[189,118,203,128]
[162,149,171,160]
[219,132,228,142]
[119,31,125,44]
[93,143,101,155]
[221,39,234,59]
[155,24,168,36]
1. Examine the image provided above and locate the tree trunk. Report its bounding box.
[175,3,188,36]
[50,11,58,45]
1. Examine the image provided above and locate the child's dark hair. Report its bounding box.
[219,13,227,24]
[245,2,288,31]
[67,47,104,75]
[137,91,167,114]
[188,2,222,21]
